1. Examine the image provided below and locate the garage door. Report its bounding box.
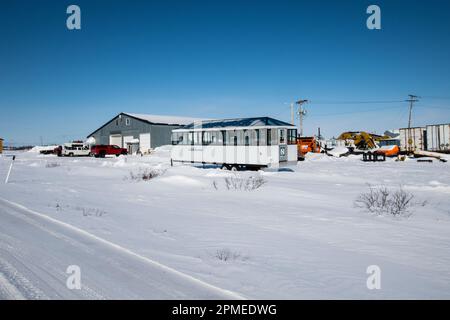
[109,134,122,147]
[139,133,151,154]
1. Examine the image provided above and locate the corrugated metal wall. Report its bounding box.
[399,127,426,152]
[88,114,182,149]
[426,124,450,152]
[150,124,179,148]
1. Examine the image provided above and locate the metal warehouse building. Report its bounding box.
[87,113,201,154]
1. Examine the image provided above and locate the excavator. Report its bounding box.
[337,131,380,150]
[337,131,399,156]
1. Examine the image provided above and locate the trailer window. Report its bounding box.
[267,129,278,145]
[255,129,260,146]
[279,129,286,144]
[288,129,297,145]
[182,132,188,145]
[193,132,201,145]
[244,130,250,146]
[202,131,213,145]
[221,130,226,146]
[188,132,194,145]
[171,133,177,145]
[212,131,223,145]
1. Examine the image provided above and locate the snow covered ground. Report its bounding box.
[0,147,449,299]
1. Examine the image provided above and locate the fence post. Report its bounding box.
[5,155,15,184]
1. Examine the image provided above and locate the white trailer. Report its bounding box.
[426,124,450,153]
[170,117,298,170]
[399,127,426,153]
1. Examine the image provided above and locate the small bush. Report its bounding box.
[355,184,417,217]
[76,206,106,217]
[46,162,60,168]
[215,249,241,262]
[128,168,165,181]
[218,173,267,191]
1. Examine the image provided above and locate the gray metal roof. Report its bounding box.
[124,113,202,126]
[181,117,294,130]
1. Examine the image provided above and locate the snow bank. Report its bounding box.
[28,145,58,153]
[304,153,335,162]
[327,146,350,157]
[378,145,397,151]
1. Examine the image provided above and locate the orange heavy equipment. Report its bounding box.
[297,136,321,157]
[375,145,400,157]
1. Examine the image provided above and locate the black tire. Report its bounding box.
[69,153,74,157]
[221,164,229,170]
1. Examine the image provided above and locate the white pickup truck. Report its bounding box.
[61,142,90,157]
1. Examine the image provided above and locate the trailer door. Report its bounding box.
[278,129,287,162]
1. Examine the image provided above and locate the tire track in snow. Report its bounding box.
[0,197,245,299]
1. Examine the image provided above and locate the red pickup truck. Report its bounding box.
[90,145,128,158]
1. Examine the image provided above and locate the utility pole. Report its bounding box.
[295,99,308,137]
[405,94,419,153]
[406,94,419,129]
[290,103,295,125]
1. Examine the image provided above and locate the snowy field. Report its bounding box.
[0,147,449,299]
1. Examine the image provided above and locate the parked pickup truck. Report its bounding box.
[90,145,128,158]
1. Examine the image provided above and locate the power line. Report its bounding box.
[416,105,450,110]
[309,99,405,105]
[420,96,450,100]
[308,105,405,117]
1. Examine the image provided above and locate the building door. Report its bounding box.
[109,134,122,147]
[123,136,134,153]
[139,133,151,154]
[278,129,287,162]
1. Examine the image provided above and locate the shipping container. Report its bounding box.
[0,138,3,154]
[426,124,450,153]
[399,127,426,153]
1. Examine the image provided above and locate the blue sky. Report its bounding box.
[1,0,450,145]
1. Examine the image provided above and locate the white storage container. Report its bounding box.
[426,124,450,152]
[399,127,426,152]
